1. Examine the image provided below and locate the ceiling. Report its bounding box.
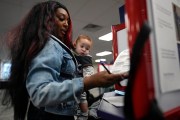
[0,0,125,64]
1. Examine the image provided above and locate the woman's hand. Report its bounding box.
[83,71,128,91]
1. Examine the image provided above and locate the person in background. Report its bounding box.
[72,34,94,120]
[2,1,128,120]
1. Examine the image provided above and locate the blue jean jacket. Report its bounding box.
[26,35,84,115]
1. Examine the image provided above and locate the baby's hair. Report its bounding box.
[75,34,93,44]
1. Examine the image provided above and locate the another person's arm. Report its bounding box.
[83,71,128,91]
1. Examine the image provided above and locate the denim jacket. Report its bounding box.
[26,35,84,115]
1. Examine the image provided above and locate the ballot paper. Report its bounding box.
[110,49,130,74]
[110,49,130,86]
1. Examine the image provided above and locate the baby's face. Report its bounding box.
[75,38,92,56]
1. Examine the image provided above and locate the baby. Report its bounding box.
[72,34,94,120]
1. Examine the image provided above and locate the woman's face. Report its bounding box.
[54,8,69,42]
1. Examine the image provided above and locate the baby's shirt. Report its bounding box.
[74,54,94,77]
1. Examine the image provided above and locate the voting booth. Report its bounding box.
[0,60,11,89]
[98,0,180,119]
[124,0,180,119]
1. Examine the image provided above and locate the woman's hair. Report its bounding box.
[2,1,72,120]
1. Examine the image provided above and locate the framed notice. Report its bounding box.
[147,0,180,114]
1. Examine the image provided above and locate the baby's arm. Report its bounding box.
[83,66,94,77]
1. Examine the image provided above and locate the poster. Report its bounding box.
[150,0,180,93]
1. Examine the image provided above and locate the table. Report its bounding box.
[97,91,125,120]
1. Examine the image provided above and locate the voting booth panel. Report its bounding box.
[124,0,180,119]
[112,23,128,91]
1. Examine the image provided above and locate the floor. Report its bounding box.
[0,90,13,120]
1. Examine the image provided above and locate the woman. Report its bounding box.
[2,1,128,120]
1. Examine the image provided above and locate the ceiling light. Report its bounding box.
[95,59,106,63]
[96,51,112,56]
[98,32,112,41]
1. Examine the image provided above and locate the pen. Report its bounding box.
[100,61,111,74]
